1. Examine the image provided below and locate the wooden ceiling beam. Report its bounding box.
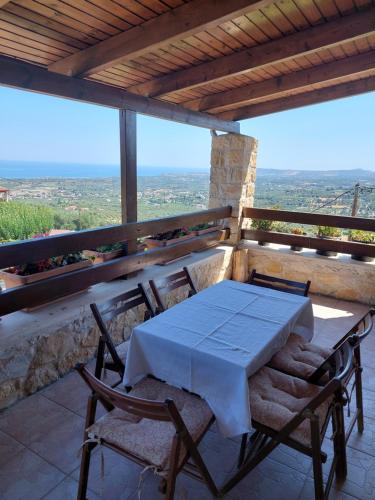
[129,7,375,98]
[0,1,10,7]
[215,76,375,120]
[48,0,272,77]
[185,51,375,113]
[0,55,239,133]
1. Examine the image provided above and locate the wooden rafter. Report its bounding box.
[48,0,273,77]
[129,7,375,98]
[0,55,239,133]
[0,1,10,7]
[185,51,375,113]
[216,76,375,120]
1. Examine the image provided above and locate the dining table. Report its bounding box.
[123,279,314,438]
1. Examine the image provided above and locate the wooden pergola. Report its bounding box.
[1,0,374,224]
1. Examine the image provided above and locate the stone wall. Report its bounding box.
[243,242,375,304]
[0,246,233,409]
[209,133,258,245]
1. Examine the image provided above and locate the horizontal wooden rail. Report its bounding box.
[0,229,229,317]
[242,207,375,232]
[0,206,231,269]
[242,229,375,257]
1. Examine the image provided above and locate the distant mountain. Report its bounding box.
[256,168,375,181]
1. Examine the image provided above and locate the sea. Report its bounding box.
[0,161,208,178]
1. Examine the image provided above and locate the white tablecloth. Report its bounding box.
[124,280,314,437]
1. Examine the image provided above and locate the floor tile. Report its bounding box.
[0,393,84,474]
[299,477,358,499]
[42,476,101,500]
[0,447,64,500]
[0,429,25,467]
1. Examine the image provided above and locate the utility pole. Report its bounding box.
[351,183,360,217]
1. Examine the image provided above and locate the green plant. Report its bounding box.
[349,230,375,244]
[0,202,53,240]
[189,223,210,231]
[152,227,191,241]
[251,219,274,231]
[8,252,87,276]
[94,242,123,253]
[316,226,341,238]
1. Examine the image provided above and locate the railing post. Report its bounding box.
[209,133,258,246]
[119,109,137,255]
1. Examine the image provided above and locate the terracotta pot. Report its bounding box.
[193,225,222,236]
[145,233,194,249]
[84,248,124,264]
[0,259,93,310]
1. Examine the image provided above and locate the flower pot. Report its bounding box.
[351,254,374,263]
[0,259,93,310]
[316,236,338,257]
[145,233,194,249]
[290,245,303,252]
[84,248,124,264]
[193,225,222,236]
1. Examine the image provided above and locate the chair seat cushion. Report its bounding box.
[249,366,332,447]
[86,378,212,472]
[105,340,130,364]
[269,333,333,380]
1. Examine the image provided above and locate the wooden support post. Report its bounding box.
[232,248,249,282]
[119,109,137,255]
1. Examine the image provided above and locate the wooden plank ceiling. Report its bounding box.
[0,0,374,121]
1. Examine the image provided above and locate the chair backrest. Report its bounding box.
[334,308,375,350]
[149,266,197,313]
[90,283,154,377]
[248,269,311,297]
[77,364,181,425]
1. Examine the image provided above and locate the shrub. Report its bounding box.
[349,230,375,244]
[251,218,274,231]
[316,226,341,238]
[0,202,53,241]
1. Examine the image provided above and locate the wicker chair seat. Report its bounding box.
[269,333,333,380]
[87,377,212,471]
[249,366,332,447]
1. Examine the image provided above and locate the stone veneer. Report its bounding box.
[242,241,375,305]
[209,133,258,245]
[0,246,233,409]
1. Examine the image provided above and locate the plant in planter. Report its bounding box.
[84,241,125,264]
[189,222,222,235]
[251,218,274,246]
[349,230,375,262]
[0,251,92,310]
[316,226,342,257]
[145,227,194,248]
[290,226,305,252]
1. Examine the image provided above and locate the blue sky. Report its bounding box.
[0,85,374,171]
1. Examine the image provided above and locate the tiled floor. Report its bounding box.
[0,295,373,500]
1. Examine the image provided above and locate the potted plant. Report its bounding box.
[290,227,305,252]
[84,242,125,264]
[145,227,194,249]
[316,226,342,257]
[0,251,92,310]
[251,219,274,246]
[189,222,222,236]
[349,230,375,262]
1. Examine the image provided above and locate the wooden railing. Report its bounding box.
[241,207,375,258]
[0,206,231,316]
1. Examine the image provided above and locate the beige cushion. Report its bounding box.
[249,366,332,447]
[269,334,333,380]
[87,378,212,471]
[105,340,130,364]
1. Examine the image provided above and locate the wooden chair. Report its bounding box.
[90,284,154,381]
[247,269,311,296]
[222,339,354,500]
[149,266,197,314]
[269,308,375,438]
[76,365,219,500]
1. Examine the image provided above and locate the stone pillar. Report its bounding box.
[209,133,258,245]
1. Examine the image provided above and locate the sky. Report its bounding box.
[0,85,374,171]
